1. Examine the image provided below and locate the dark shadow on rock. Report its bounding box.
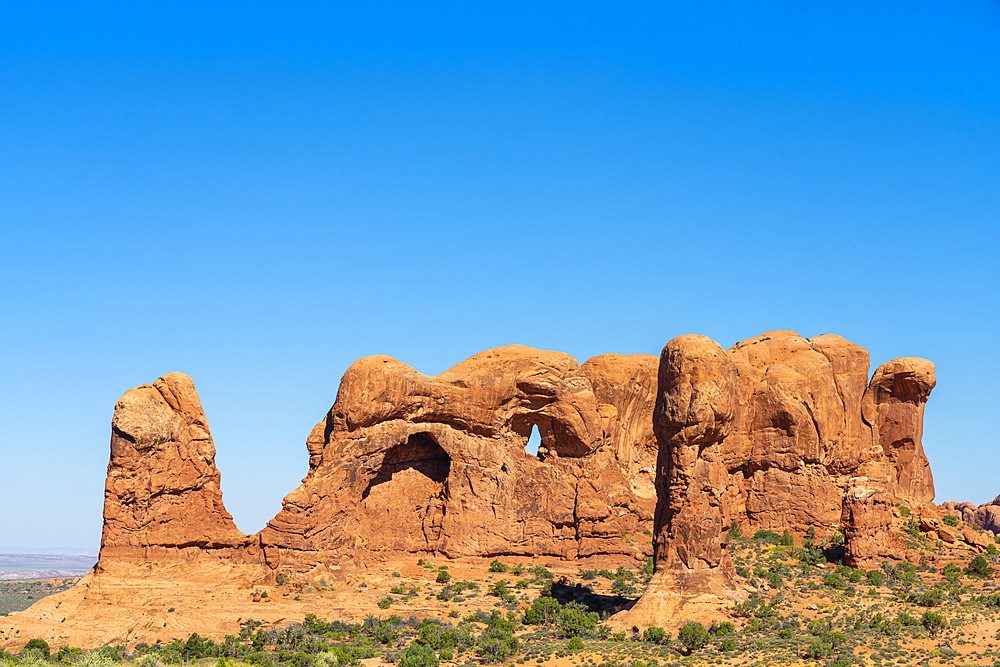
[550,578,637,616]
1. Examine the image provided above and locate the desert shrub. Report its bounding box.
[22,639,51,659]
[436,570,452,584]
[476,611,518,664]
[753,530,784,544]
[866,569,886,586]
[942,514,959,527]
[55,645,84,663]
[488,560,508,573]
[556,602,600,638]
[909,588,943,607]
[942,563,961,582]
[377,598,392,609]
[610,577,637,596]
[182,634,218,660]
[802,639,831,660]
[363,616,401,645]
[823,572,847,590]
[982,592,1000,607]
[717,638,737,652]
[641,627,669,644]
[399,642,439,667]
[897,610,919,626]
[676,622,709,654]
[566,637,584,651]
[708,621,734,636]
[523,597,562,625]
[966,555,993,579]
[921,611,946,635]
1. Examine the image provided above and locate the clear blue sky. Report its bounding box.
[2,2,998,554]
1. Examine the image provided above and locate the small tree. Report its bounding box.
[641,626,669,644]
[23,639,51,659]
[523,596,561,626]
[399,642,439,667]
[921,611,946,636]
[966,555,993,579]
[677,621,709,654]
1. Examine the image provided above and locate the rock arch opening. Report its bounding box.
[362,432,451,499]
[525,424,542,459]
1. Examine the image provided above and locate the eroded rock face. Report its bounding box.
[616,331,936,629]
[98,332,936,583]
[941,497,1000,536]
[259,346,660,570]
[101,373,258,562]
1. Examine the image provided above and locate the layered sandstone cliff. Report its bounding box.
[96,333,936,577]
[0,330,948,650]
[259,346,660,570]
[101,373,259,563]
[941,497,1000,536]
[614,331,936,630]
[99,348,661,573]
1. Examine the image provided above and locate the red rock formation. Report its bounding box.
[94,333,936,609]
[259,346,659,571]
[615,331,936,629]
[101,372,258,562]
[941,497,1000,535]
[99,350,660,573]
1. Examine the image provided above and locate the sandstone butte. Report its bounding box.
[2,330,954,648]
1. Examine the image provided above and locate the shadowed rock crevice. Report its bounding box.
[361,432,451,500]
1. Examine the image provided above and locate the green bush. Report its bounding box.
[477,611,519,664]
[802,639,831,660]
[399,643,439,667]
[943,515,959,527]
[641,627,669,644]
[708,621,734,636]
[523,597,562,626]
[717,638,737,652]
[488,560,508,573]
[556,602,600,639]
[676,622,709,654]
[566,637,584,651]
[436,570,452,584]
[23,639,51,659]
[377,597,392,609]
[909,588,943,607]
[966,555,993,579]
[921,611,946,636]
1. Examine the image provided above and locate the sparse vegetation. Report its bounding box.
[8,517,1000,667]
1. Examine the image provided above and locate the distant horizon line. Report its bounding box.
[0,549,98,557]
